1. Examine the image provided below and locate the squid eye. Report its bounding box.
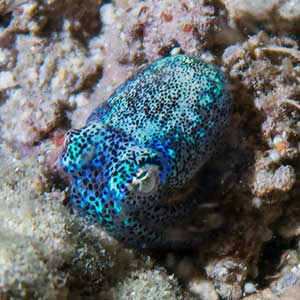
[128,165,160,195]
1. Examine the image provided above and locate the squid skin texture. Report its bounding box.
[61,54,232,249]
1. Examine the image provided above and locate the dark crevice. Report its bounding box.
[256,235,297,289]
[0,11,13,28]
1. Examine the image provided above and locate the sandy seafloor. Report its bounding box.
[1,0,300,299]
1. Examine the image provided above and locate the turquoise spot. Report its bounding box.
[104,215,112,222]
[198,128,206,138]
[207,120,214,129]
[124,217,132,226]
[200,94,214,106]
[168,148,176,159]
[95,198,103,213]
[114,202,122,214]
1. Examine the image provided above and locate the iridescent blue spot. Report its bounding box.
[114,202,122,214]
[199,128,206,139]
